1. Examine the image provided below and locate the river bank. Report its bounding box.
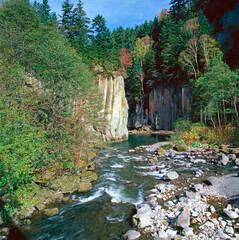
[123,141,239,240]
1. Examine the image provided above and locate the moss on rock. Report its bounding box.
[78,182,92,192]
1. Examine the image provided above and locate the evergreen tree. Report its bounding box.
[72,0,90,51]
[91,14,112,51]
[61,0,74,41]
[33,0,57,25]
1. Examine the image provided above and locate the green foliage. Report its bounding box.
[0,0,104,216]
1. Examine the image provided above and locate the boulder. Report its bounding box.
[175,210,190,229]
[193,184,203,192]
[223,209,239,219]
[123,230,141,240]
[174,144,189,152]
[148,157,158,163]
[44,208,59,217]
[168,149,176,158]
[78,182,92,192]
[17,207,35,220]
[157,147,167,156]
[165,171,179,180]
[219,153,229,165]
[81,171,98,182]
[231,148,239,155]
[206,176,223,186]
[36,203,46,211]
[133,204,152,228]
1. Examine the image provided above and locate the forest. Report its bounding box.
[0,0,238,226]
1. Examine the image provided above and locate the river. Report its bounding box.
[24,134,238,240]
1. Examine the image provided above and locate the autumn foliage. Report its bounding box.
[119,48,133,69]
[156,9,169,21]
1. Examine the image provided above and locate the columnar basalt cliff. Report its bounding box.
[128,85,192,130]
[99,75,129,141]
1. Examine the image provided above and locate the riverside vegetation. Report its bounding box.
[0,0,238,238]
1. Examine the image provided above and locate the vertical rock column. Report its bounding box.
[99,75,129,141]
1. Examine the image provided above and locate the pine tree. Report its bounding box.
[61,0,74,41]
[72,0,91,51]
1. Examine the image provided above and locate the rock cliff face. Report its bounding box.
[99,75,129,141]
[129,85,192,130]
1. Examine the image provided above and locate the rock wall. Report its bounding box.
[129,85,192,130]
[99,75,129,141]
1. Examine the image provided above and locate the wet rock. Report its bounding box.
[44,208,59,217]
[157,147,167,156]
[78,182,92,192]
[168,149,176,158]
[175,210,190,229]
[165,171,179,181]
[123,230,141,240]
[174,144,189,152]
[223,209,239,219]
[206,176,223,186]
[133,204,152,228]
[62,197,70,202]
[148,157,158,163]
[231,148,239,155]
[219,153,229,166]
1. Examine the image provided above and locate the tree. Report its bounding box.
[71,0,90,51]
[132,36,154,94]
[61,0,74,41]
[119,48,133,70]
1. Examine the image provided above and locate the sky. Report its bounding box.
[35,0,170,31]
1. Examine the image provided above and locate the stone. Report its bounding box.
[174,144,189,152]
[44,208,59,217]
[183,227,194,236]
[158,230,167,239]
[17,207,34,219]
[210,205,216,213]
[219,153,229,165]
[200,221,215,229]
[231,148,239,155]
[81,171,98,182]
[215,231,231,239]
[123,230,141,240]
[148,157,158,163]
[157,147,167,156]
[78,182,92,192]
[166,229,177,238]
[206,176,223,186]
[165,171,179,181]
[175,210,190,229]
[225,226,234,235]
[52,192,64,200]
[133,204,152,228]
[194,184,203,192]
[223,209,239,219]
[62,197,70,202]
[0,228,9,236]
[36,203,46,211]
[185,191,200,199]
[168,149,176,158]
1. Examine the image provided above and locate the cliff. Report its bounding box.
[128,85,192,130]
[99,75,129,141]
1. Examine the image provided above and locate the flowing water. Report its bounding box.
[24,134,238,240]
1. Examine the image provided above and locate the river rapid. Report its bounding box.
[24,134,238,240]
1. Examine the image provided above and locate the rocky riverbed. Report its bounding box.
[123,143,239,240]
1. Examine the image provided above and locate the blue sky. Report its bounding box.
[35,0,170,31]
